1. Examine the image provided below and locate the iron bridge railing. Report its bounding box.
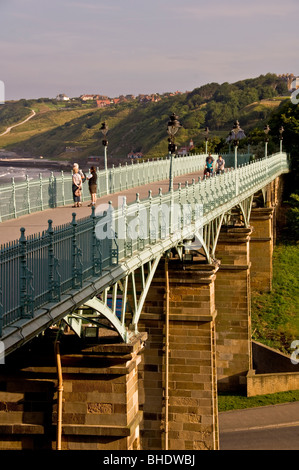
[0,152,251,222]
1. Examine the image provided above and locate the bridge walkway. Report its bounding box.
[0,169,203,245]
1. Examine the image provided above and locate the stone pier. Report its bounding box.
[0,332,146,450]
[215,226,252,392]
[139,257,219,450]
[250,207,274,293]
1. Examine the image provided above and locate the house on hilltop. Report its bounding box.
[96,99,111,108]
[80,94,96,101]
[56,93,70,101]
[137,94,161,103]
[177,139,194,156]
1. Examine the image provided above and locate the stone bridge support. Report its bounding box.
[249,207,274,293]
[250,175,285,293]
[214,227,252,392]
[138,257,219,451]
[0,333,147,450]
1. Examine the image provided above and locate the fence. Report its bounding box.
[0,152,252,222]
[0,152,288,336]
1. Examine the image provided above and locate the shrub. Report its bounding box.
[286,193,299,240]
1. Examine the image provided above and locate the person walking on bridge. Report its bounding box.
[216,155,225,174]
[204,156,214,177]
[87,166,97,207]
[72,163,82,207]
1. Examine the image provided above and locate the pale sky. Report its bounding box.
[0,0,298,100]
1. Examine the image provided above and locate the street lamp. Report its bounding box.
[264,124,270,158]
[226,120,246,169]
[279,126,284,153]
[167,113,180,192]
[204,127,209,155]
[226,120,246,195]
[100,121,109,194]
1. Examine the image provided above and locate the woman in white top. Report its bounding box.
[72,163,82,207]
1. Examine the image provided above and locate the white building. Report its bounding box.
[291,78,299,90]
[56,93,70,101]
[80,94,95,101]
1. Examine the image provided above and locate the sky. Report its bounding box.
[0,0,298,100]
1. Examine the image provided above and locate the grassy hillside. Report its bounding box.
[0,101,33,133]
[0,73,290,164]
[252,242,299,354]
[252,183,299,355]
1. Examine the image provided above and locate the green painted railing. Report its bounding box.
[0,152,251,222]
[0,152,288,337]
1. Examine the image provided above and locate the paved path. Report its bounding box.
[219,402,299,450]
[0,109,36,136]
[0,169,204,244]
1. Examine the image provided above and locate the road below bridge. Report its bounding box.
[219,402,299,450]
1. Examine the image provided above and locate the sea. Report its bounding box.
[0,165,66,184]
[0,152,71,184]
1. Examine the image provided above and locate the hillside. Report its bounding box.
[0,73,290,166]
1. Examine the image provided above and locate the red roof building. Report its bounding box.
[178,139,194,155]
[96,99,111,108]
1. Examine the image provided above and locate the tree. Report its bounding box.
[269,100,299,186]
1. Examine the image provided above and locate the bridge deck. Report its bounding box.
[0,169,203,245]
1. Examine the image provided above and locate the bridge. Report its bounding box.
[0,151,290,450]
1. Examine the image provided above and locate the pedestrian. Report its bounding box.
[72,163,82,207]
[216,155,225,174]
[206,153,215,164]
[204,156,214,177]
[79,166,86,183]
[87,166,97,207]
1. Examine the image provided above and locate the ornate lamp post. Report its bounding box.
[204,127,209,155]
[264,124,270,158]
[226,120,246,195]
[279,126,284,153]
[167,113,180,192]
[100,121,109,194]
[226,120,246,168]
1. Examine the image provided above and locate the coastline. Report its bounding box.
[0,150,71,183]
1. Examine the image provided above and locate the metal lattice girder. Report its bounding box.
[64,254,162,342]
[184,213,225,263]
[238,195,254,227]
[84,296,130,343]
[129,254,162,332]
